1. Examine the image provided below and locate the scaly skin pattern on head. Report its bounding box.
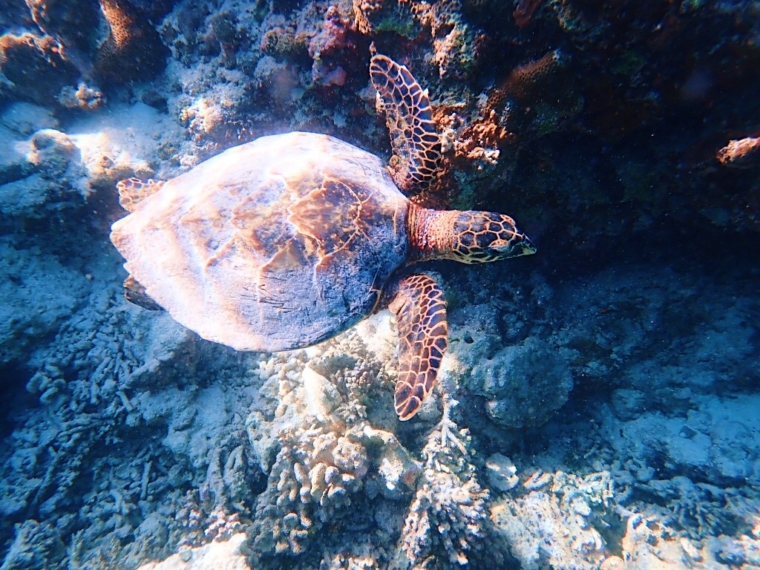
[406,203,536,264]
[369,55,442,192]
[387,273,448,420]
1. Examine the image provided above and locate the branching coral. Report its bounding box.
[638,476,745,539]
[56,82,104,110]
[250,423,370,557]
[444,101,515,170]
[393,405,498,568]
[0,520,65,570]
[245,327,418,562]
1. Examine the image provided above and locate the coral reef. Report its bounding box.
[438,276,572,432]
[394,416,498,568]
[1,0,759,568]
[94,0,170,84]
[56,83,104,110]
[492,470,616,569]
[1,0,170,108]
[243,327,414,563]
[717,136,760,169]
[26,0,101,62]
[308,6,357,87]
[0,32,79,106]
[502,50,565,103]
[249,420,371,557]
[136,533,250,570]
[353,0,421,38]
[512,0,543,28]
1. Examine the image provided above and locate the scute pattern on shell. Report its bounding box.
[110,132,410,352]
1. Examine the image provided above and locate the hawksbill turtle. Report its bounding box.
[110,55,536,420]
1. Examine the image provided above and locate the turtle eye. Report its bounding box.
[487,238,515,258]
[488,235,537,259]
[489,238,512,250]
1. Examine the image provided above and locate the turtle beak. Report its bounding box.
[519,236,537,256]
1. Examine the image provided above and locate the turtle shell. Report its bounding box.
[110,132,410,351]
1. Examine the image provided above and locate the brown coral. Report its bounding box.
[353,0,420,38]
[503,49,565,101]
[717,136,760,169]
[261,27,308,59]
[26,0,100,58]
[94,0,169,84]
[451,107,515,165]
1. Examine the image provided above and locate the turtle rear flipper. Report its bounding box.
[388,273,448,420]
[123,275,163,311]
[370,55,442,193]
[117,178,165,212]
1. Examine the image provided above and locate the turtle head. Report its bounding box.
[447,210,536,264]
[409,205,536,264]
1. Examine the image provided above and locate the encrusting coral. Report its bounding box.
[512,0,544,28]
[502,49,565,102]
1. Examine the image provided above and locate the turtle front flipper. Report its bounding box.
[369,55,443,193]
[388,273,448,420]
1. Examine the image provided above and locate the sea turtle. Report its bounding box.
[110,55,536,420]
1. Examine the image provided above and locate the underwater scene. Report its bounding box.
[1,0,759,568]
